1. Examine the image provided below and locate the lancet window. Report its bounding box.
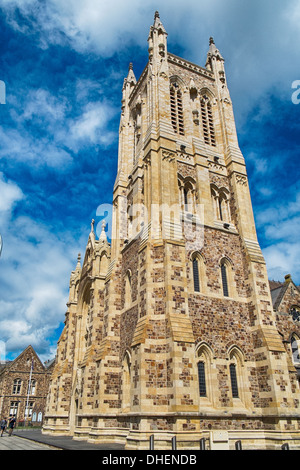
[211,185,231,222]
[178,177,196,213]
[190,252,207,295]
[125,270,132,309]
[221,261,229,297]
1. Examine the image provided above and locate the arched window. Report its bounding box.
[196,343,214,403]
[197,361,206,397]
[170,84,184,135]
[191,253,206,294]
[228,346,246,403]
[218,189,230,222]
[122,351,131,411]
[100,253,109,276]
[210,185,231,222]
[178,177,196,214]
[193,257,200,293]
[200,95,216,147]
[221,261,229,297]
[125,271,132,309]
[229,363,239,398]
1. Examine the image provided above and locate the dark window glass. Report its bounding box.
[230,363,239,398]
[221,263,229,297]
[193,258,200,292]
[198,362,206,397]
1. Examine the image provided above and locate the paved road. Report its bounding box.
[0,433,56,450]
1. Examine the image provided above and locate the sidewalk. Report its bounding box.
[0,432,56,450]
[13,429,126,451]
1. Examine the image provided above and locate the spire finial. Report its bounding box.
[99,220,107,242]
[209,37,215,45]
[91,219,95,233]
[154,11,160,19]
[129,62,133,71]
[75,253,81,271]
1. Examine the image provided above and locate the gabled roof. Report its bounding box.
[0,345,45,376]
[271,284,288,311]
[269,276,300,311]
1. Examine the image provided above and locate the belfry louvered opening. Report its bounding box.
[170,84,184,135]
[201,95,216,147]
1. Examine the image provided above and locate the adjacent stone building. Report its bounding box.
[0,345,54,425]
[43,13,300,449]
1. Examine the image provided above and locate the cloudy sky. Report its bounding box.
[0,0,299,362]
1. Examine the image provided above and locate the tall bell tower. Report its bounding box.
[44,12,300,450]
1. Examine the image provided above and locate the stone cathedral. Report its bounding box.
[43,13,300,450]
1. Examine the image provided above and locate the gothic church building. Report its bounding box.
[43,13,300,450]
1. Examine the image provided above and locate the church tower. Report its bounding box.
[43,13,300,450]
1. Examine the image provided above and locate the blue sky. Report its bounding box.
[0,0,299,362]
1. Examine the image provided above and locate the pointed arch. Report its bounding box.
[178,175,197,213]
[227,346,245,400]
[100,252,109,276]
[122,350,132,411]
[218,187,231,222]
[220,258,230,297]
[124,269,132,309]
[190,251,206,293]
[196,342,215,402]
[210,185,231,222]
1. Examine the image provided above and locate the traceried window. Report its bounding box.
[200,95,216,146]
[170,84,184,135]
[210,185,231,223]
[178,177,196,214]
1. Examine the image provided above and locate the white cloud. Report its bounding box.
[258,192,300,282]
[263,242,300,284]
[0,206,80,358]
[70,101,117,146]
[3,0,300,125]
[0,172,24,212]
